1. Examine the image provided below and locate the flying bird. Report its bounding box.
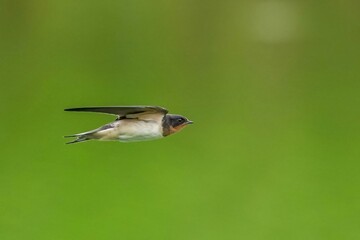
[65,106,193,144]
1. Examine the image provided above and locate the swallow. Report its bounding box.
[64,106,193,144]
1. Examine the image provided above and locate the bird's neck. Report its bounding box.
[162,116,172,136]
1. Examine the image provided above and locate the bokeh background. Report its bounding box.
[1,0,359,239]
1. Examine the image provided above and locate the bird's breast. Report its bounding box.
[104,119,163,142]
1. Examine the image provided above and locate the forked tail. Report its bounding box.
[64,125,112,144]
[64,133,91,144]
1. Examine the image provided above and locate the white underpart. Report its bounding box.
[93,119,163,142]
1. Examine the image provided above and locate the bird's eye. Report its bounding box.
[178,118,185,123]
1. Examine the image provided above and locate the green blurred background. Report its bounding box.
[1,0,359,239]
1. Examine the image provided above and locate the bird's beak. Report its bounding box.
[186,120,194,125]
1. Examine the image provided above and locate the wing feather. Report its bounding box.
[64,106,168,119]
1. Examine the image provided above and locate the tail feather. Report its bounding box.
[64,125,110,144]
[64,133,91,144]
[64,134,78,138]
[66,137,90,144]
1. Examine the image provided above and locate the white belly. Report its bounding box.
[95,120,163,142]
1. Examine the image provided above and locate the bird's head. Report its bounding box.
[163,114,193,136]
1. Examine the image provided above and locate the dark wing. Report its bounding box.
[65,106,168,119]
